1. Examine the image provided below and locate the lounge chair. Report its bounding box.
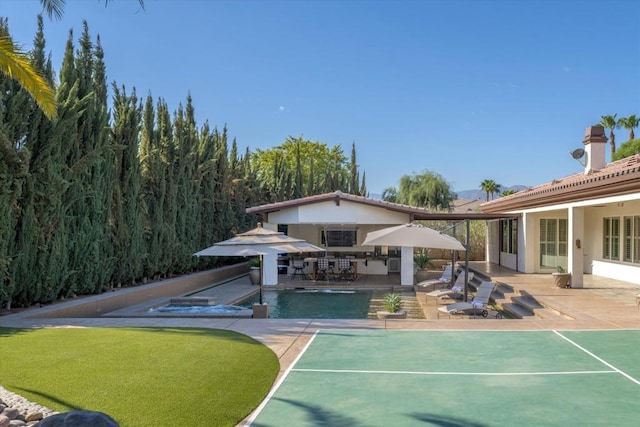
[437,281,496,318]
[426,272,474,304]
[416,264,453,289]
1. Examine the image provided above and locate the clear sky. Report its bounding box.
[2,0,639,195]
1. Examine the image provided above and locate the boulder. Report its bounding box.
[24,411,42,422]
[38,411,118,427]
[0,409,18,420]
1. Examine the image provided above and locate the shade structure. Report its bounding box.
[362,223,466,251]
[194,223,325,256]
[193,223,325,303]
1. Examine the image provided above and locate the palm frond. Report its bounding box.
[0,34,57,119]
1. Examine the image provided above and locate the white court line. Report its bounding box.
[244,329,320,426]
[553,330,640,386]
[292,368,614,376]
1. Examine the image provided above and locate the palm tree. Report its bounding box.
[599,114,619,160]
[480,179,499,201]
[501,189,517,197]
[618,115,639,141]
[0,29,56,119]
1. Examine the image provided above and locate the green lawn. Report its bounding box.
[0,327,279,426]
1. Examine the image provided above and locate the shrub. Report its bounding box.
[382,292,403,313]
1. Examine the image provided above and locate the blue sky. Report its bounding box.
[2,0,639,195]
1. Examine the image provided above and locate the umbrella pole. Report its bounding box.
[464,219,470,302]
[259,255,263,305]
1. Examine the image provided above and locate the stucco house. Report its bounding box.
[481,125,640,288]
[246,192,508,286]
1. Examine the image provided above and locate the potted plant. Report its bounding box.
[552,266,571,288]
[248,257,261,285]
[414,249,435,283]
[376,292,407,319]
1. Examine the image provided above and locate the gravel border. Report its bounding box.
[0,385,57,420]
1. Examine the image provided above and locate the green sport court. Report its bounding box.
[247,329,640,426]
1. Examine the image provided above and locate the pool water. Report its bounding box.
[237,289,387,319]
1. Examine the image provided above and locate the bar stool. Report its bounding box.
[316,257,332,281]
[290,260,307,280]
[338,258,354,281]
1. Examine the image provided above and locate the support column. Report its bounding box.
[522,212,536,273]
[262,253,278,285]
[400,246,414,285]
[262,222,279,286]
[568,206,584,288]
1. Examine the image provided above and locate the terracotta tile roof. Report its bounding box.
[247,191,516,220]
[481,154,640,212]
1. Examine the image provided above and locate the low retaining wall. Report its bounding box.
[27,263,248,319]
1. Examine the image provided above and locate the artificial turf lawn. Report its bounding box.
[0,327,279,426]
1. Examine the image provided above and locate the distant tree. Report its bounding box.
[396,170,454,210]
[251,136,364,202]
[501,189,517,197]
[618,115,639,141]
[612,138,640,161]
[599,114,619,159]
[381,187,398,203]
[480,179,500,201]
[349,142,360,195]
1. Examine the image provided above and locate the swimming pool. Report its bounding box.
[236,289,388,319]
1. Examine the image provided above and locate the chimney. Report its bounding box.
[583,125,607,174]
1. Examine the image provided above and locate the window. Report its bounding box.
[500,219,518,254]
[603,217,620,260]
[321,229,357,247]
[623,216,640,264]
[539,218,567,268]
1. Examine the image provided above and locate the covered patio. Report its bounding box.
[246,191,515,286]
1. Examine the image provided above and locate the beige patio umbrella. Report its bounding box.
[362,223,466,288]
[362,223,465,251]
[194,223,325,303]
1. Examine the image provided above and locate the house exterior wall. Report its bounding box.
[266,200,409,225]
[490,198,640,285]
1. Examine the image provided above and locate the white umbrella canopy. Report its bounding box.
[194,223,325,256]
[362,223,466,251]
[193,223,325,304]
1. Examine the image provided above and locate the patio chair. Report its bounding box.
[290,260,308,280]
[337,258,355,281]
[316,257,333,281]
[437,281,496,318]
[416,264,454,290]
[426,272,474,304]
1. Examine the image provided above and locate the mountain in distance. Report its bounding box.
[455,185,528,201]
[369,185,527,202]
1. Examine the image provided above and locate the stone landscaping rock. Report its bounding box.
[0,409,18,420]
[38,411,118,427]
[0,415,9,427]
[24,412,42,422]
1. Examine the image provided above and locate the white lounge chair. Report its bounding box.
[437,281,496,318]
[416,264,453,289]
[426,272,474,304]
